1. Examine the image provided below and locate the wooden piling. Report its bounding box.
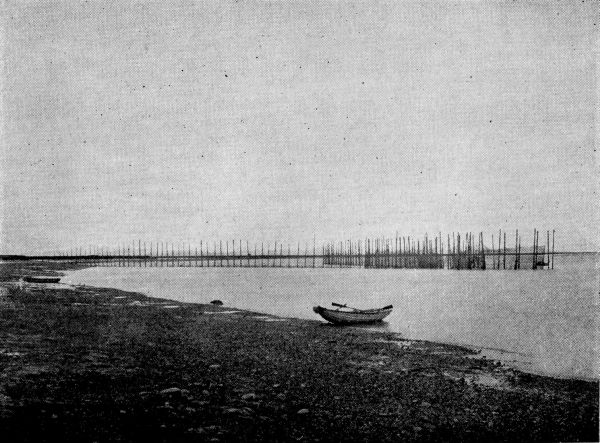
[535,229,539,270]
[551,230,555,269]
[261,242,264,268]
[518,234,521,269]
[480,232,486,270]
[545,231,550,269]
[511,235,515,270]
[492,234,496,269]
[503,231,506,270]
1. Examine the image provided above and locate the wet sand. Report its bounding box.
[0,261,598,442]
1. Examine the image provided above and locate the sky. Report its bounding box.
[1,0,597,254]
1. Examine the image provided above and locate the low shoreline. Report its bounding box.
[0,261,598,442]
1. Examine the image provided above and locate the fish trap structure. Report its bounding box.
[57,229,556,271]
[324,229,554,270]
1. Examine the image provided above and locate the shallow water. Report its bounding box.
[64,253,598,380]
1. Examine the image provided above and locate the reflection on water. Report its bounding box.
[65,253,598,380]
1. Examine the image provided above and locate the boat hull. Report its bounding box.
[313,306,393,325]
[23,276,61,284]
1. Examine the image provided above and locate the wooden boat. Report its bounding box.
[22,276,61,284]
[313,302,393,325]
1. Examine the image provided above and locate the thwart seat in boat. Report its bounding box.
[313,303,393,325]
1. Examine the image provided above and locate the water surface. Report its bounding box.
[64,253,598,380]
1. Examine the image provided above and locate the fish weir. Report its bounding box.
[56,229,556,270]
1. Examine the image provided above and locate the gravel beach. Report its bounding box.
[0,261,597,442]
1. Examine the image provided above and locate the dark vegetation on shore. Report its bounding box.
[0,261,597,442]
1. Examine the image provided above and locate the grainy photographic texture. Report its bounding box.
[0,1,598,442]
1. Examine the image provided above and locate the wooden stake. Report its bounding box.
[532,228,537,269]
[546,230,550,270]
[503,231,506,270]
[512,232,516,269]
[551,230,555,270]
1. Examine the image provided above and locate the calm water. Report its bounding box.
[64,254,598,380]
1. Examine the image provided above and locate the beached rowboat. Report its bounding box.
[313,303,393,325]
[22,276,61,284]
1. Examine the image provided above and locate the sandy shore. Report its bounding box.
[0,261,598,442]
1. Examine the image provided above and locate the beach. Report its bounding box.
[0,261,598,442]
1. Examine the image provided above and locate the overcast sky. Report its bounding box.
[1,0,597,254]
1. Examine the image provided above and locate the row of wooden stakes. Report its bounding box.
[323,229,555,270]
[57,229,555,270]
